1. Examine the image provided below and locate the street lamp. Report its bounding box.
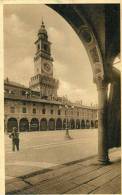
[58,105,62,130]
[71,105,74,129]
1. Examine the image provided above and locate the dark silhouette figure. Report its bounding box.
[9,127,20,151]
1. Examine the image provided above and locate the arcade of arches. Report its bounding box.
[6,117,98,132]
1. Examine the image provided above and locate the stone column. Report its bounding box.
[38,118,40,131]
[96,80,109,164]
[54,118,56,130]
[28,118,31,132]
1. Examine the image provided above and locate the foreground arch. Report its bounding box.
[48,4,120,164]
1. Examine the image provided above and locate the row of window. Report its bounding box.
[5,88,40,97]
[10,107,64,115]
[8,101,95,114]
[10,106,96,117]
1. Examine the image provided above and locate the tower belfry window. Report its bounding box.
[37,44,40,50]
[44,44,48,51]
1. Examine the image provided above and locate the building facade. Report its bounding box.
[4,21,98,133]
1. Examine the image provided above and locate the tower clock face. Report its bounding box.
[42,63,52,75]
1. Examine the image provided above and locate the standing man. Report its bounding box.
[9,127,20,151]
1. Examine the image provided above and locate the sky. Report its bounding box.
[4,4,98,105]
[113,57,121,71]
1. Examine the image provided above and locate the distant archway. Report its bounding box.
[81,120,85,129]
[19,118,29,132]
[95,120,98,128]
[63,119,66,130]
[48,118,55,130]
[56,118,62,130]
[7,118,18,132]
[76,119,80,129]
[70,119,75,129]
[30,118,39,131]
[91,120,94,128]
[86,120,90,129]
[40,118,47,131]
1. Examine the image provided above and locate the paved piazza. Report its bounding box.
[5,129,98,180]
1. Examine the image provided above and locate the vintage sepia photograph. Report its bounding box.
[3,3,121,194]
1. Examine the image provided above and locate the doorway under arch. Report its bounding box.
[56,118,62,130]
[19,118,29,132]
[91,120,94,128]
[86,120,90,129]
[81,120,85,129]
[7,118,18,132]
[70,119,75,129]
[76,119,80,129]
[40,118,47,131]
[63,119,66,130]
[30,118,39,131]
[48,118,55,130]
[95,120,98,128]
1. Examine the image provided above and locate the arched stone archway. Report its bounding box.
[7,118,18,132]
[95,120,98,128]
[56,118,62,130]
[63,119,66,130]
[86,120,90,129]
[76,119,80,129]
[19,118,29,132]
[47,4,105,163]
[81,120,85,129]
[48,5,104,82]
[40,118,47,131]
[70,119,75,129]
[30,118,39,131]
[91,120,94,128]
[47,4,120,164]
[48,118,55,130]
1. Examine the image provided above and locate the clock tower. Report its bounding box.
[29,21,59,99]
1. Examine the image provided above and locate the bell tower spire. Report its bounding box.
[29,21,59,99]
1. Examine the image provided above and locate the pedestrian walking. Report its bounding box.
[9,127,20,151]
